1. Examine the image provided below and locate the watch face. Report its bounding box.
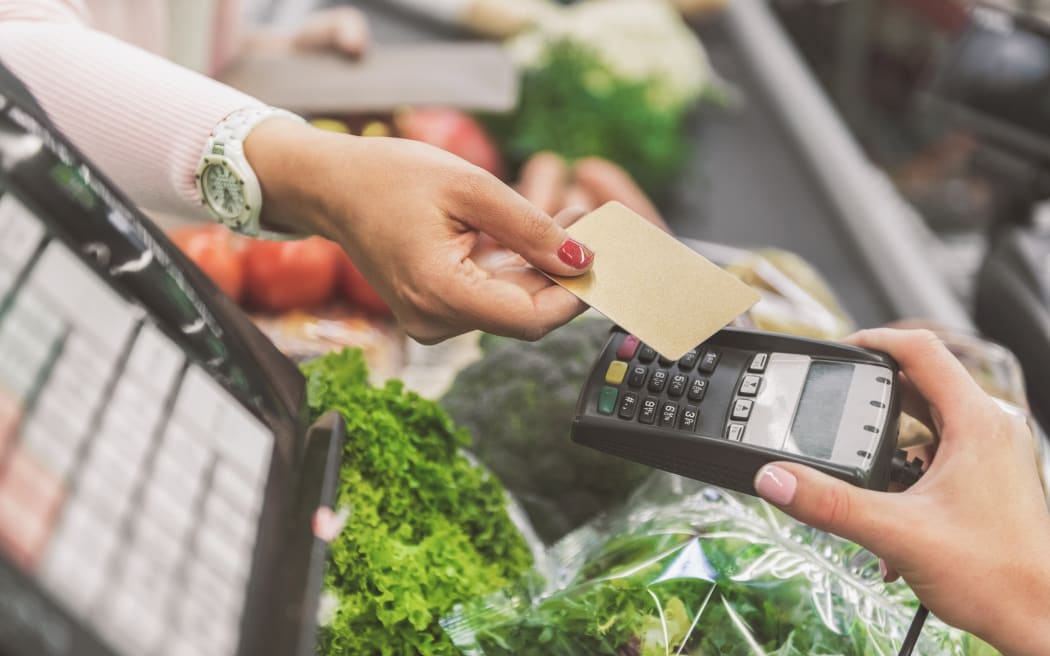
[201,162,246,220]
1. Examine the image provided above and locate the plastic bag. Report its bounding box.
[889,323,1049,501]
[251,308,404,379]
[682,240,855,340]
[443,474,996,656]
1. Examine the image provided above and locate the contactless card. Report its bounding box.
[549,202,760,360]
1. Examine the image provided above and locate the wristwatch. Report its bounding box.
[195,106,305,239]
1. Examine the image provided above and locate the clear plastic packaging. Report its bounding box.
[443,474,997,656]
[251,308,404,380]
[682,240,855,340]
[889,322,1049,501]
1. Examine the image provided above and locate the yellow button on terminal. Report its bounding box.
[605,361,628,385]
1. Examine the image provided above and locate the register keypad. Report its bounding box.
[0,197,275,656]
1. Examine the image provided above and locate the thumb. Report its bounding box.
[754,463,902,554]
[453,174,595,277]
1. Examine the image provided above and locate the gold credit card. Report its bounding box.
[550,202,760,359]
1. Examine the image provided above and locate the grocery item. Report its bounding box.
[441,318,651,543]
[167,224,247,300]
[515,151,569,215]
[338,256,392,318]
[444,474,998,656]
[251,309,403,378]
[395,107,505,178]
[490,0,728,194]
[514,153,672,233]
[303,349,535,656]
[243,236,343,313]
[572,157,668,230]
[685,240,856,341]
[887,321,1050,499]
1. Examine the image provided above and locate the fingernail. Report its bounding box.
[879,559,888,581]
[755,465,797,506]
[557,238,594,269]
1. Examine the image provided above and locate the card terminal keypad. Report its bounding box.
[594,332,764,439]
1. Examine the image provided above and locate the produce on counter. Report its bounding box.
[168,226,392,317]
[686,240,856,340]
[441,318,650,543]
[490,0,728,194]
[243,236,343,313]
[885,322,1049,499]
[572,157,667,229]
[167,224,247,301]
[515,152,671,232]
[252,310,403,377]
[303,349,534,656]
[444,474,998,656]
[395,107,505,178]
[515,151,570,215]
[339,257,392,318]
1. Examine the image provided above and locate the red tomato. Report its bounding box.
[168,224,246,301]
[339,256,392,317]
[243,237,343,313]
[395,107,504,178]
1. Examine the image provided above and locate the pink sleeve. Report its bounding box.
[0,4,265,218]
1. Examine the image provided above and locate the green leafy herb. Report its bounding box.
[483,39,693,196]
[448,481,997,656]
[303,349,533,655]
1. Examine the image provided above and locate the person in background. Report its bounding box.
[754,328,1050,656]
[0,0,594,344]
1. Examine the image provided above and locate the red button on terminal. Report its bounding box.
[616,335,640,361]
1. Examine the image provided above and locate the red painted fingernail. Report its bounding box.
[557,239,594,269]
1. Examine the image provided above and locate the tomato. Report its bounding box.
[168,224,247,301]
[395,107,504,178]
[243,237,343,313]
[339,256,391,317]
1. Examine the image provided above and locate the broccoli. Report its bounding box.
[440,319,651,542]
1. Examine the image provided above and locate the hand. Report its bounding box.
[244,121,592,343]
[752,329,1050,655]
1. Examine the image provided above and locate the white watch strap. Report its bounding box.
[201,106,306,240]
[211,106,304,151]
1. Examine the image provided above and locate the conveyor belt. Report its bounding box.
[661,18,897,328]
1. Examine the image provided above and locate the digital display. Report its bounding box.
[789,362,854,459]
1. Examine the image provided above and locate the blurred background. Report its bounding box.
[171,0,1048,431]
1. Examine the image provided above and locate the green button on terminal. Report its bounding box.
[598,386,619,415]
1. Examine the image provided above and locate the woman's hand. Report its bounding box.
[752,328,1050,655]
[245,120,592,343]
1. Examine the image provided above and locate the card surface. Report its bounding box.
[550,202,760,359]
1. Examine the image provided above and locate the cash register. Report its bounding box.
[0,64,343,656]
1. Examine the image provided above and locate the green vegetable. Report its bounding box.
[303,349,533,656]
[440,319,650,543]
[484,38,691,196]
[446,481,997,656]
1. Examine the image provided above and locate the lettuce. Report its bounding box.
[303,350,533,655]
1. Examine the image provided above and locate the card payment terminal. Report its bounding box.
[573,327,903,494]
